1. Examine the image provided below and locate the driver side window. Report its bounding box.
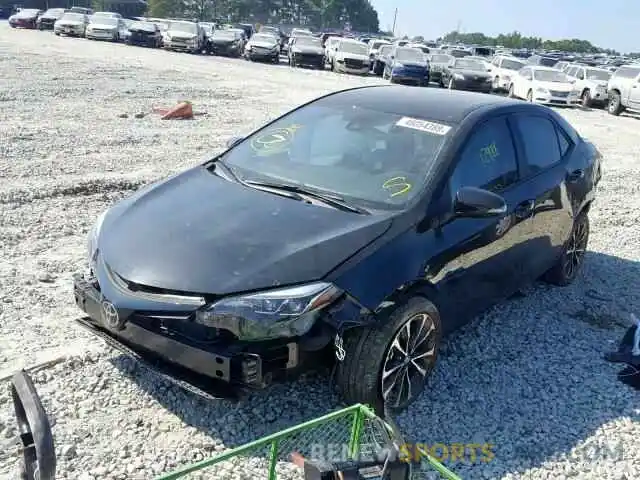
[450,118,518,194]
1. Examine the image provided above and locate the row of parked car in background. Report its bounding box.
[7,7,640,117]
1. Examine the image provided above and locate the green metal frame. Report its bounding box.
[155,403,462,480]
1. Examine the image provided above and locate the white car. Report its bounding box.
[564,64,611,107]
[324,36,342,65]
[367,39,391,67]
[331,39,369,75]
[86,15,126,41]
[91,11,122,19]
[508,66,579,106]
[53,12,88,37]
[490,55,527,92]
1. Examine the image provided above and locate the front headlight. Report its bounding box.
[536,87,548,94]
[195,282,343,341]
[393,63,404,69]
[453,73,465,80]
[86,209,108,267]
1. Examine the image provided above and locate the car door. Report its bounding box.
[515,68,529,98]
[509,113,575,277]
[424,116,538,331]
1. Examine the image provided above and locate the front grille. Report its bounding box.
[344,58,365,69]
[130,312,237,347]
[550,90,569,98]
[296,53,322,63]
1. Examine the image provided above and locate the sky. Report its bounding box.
[369,0,640,54]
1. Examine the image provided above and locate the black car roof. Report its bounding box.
[322,85,521,124]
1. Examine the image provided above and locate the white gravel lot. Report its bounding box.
[1,21,639,480]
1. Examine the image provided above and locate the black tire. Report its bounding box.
[508,84,515,98]
[526,89,533,102]
[608,91,623,115]
[543,212,589,286]
[438,78,444,88]
[335,296,442,416]
[581,89,592,108]
[448,78,455,90]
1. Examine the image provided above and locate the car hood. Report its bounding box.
[394,61,427,68]
[40,14,61,20]
[99,166,393,295]
[337,52,368,61]
[57,20,83,26]
[250,40,277,48]
[453,69,491,78]
[12,13,38,19]
[130,26,156,33]
[89,23,116,29]
[212,37,237,43]
[292,46,324,54]
[537,80,573,91]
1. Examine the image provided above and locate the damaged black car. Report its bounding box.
[73,86,601,414]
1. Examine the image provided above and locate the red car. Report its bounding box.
[8,8,42,28]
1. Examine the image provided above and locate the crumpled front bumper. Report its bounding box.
[72,272,301,397]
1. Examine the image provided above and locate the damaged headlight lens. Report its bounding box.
[86,209,108,268]
[195,282,343,341]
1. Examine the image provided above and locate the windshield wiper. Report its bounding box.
[244,180,370,214]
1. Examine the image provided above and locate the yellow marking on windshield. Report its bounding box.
[480,142,499,164]
[250,124,303,156]
[383,176,412,197]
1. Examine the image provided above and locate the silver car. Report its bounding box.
[54,12,89,37]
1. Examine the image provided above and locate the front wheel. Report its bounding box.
[448,78,455,90]
[335,296,441,415]
[508,84,515,98]
[526,89,533,102]
[608,91,623,115]
[543,212,589,286]
[581,89,592,108]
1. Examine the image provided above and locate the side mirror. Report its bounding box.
[454,186,507,218]
[226,136,243,149]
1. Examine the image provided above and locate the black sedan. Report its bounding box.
[126,21,162,48]
[209,29,244,57]
[441,58,493,93]
[73,86,601,414]
[36,7,65,30]
[288,35,325,69]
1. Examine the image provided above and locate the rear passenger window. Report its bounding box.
[557,128,572,157]
[450,118,518,193]
[513,115,562,173]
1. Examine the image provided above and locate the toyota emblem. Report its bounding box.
[101,300,125,330]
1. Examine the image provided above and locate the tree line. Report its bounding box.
[144,0,380,32]
[438,30,620,55]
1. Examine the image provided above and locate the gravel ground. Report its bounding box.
[1,22,639,480]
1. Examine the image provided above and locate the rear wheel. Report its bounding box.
[543,212,589,286]
[581,89,592,107]
[335,296,441,415]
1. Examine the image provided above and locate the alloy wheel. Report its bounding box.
[563,218,588,279]
[381,312,437,410]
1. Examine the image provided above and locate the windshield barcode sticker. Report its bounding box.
[396,117,451,135]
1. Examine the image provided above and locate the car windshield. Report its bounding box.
[586,69,611,81]
[371,41,388,50]
[213,30,236,39]
[252,34,275,43]
[295,36,322,47]
[171,22,197,33]
[260,26,278,34]
[379,45,392,55]
[501,58,526,70]
[61,13,84,21]
[340,42,368,55]
[430,54,452,63]
[292,29,312,36]
[219,101,450,210]
[17,9,39,15]
[534,69,569,82]
[395,48,424,62]
[454,59,485,70]
[91,16,116,25]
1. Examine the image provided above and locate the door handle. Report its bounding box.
[566,169,585,182]
[514,199,535,218]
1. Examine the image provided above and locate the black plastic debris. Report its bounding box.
[604,314,640,390]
